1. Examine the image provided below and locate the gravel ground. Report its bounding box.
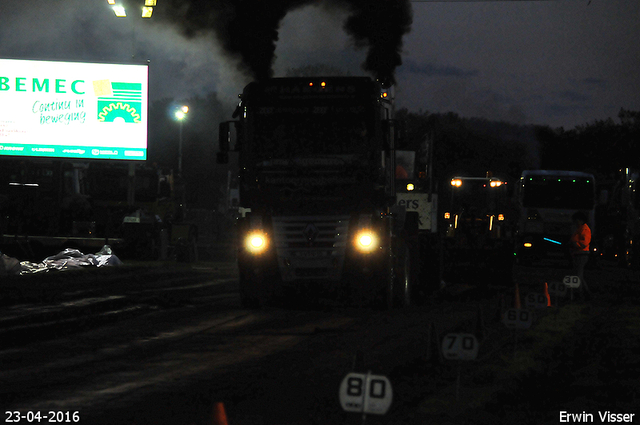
[2,258,639,425]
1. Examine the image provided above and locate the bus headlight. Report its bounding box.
[245,232,269,254]
[354,230,378,253]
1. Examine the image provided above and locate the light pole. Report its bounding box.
[174,105,189,217]
[106,0,156,205]
[174,105,189,177]
[107,0,156,58]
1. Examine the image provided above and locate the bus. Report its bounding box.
[516,170,596,262]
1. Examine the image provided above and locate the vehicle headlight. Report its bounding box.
[354,230,378,253]
[245,232,269,254]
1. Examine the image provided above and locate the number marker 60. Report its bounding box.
[502,308,533,329]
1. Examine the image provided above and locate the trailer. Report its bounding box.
[0,159,199,262]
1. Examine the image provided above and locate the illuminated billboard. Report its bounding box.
[0,58,148,161]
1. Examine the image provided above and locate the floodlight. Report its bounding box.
[113,6,126,17]
[174,105,189,120]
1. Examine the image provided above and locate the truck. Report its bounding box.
[515,169,596,263]
[217,76,420,308]
[441,174,514,286]
[597,167,640,267]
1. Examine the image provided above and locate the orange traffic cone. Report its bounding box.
[212,402,229,425]
[544,282,551,307]
[514,282,521,309]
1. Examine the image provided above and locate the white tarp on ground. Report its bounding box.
[0,245,122,276]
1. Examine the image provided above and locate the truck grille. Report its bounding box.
[272,215,350,281]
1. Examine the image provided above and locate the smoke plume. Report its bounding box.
[161,0,412,84]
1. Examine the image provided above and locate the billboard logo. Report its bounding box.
[94,80,142,123]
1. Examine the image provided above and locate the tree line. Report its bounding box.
[395,108,537,188]
[147,85,639,209]
[396,107,640,188]
[536,109,640,180]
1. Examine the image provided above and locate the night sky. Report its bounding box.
[1,0,638,129]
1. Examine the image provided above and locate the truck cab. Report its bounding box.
[218,77,419,308]
[442,175,514,286]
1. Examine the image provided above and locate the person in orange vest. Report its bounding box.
[569,211,593,300]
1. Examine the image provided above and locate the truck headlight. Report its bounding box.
[245,232,269,254]
[354,230,378,253]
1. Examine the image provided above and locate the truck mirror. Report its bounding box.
[219,121,230,152]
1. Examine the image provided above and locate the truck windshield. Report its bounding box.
[248,103,374,158]
[522,177,594,209]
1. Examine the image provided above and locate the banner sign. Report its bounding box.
[0,58,148,160]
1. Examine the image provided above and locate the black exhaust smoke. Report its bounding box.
[162,0,412,85]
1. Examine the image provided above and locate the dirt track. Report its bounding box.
[1,259,639,424]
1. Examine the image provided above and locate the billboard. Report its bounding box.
[0,58,148,161]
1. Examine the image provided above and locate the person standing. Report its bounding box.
[570,211,592,299]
